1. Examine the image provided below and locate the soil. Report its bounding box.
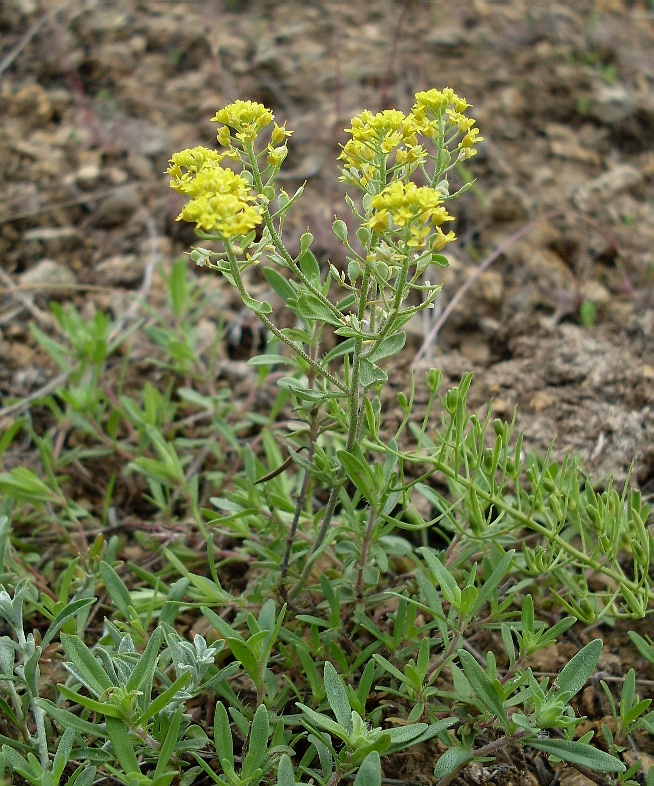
[0,1,653,785]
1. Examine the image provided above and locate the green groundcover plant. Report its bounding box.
[0,90,652,786]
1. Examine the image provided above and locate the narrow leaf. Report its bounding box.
[458,650,509,726]
[433,746,473,779]
[41,598,96,647]
[34,698,108,739]
[554,640,602,697]
[353,751,381,786]
[106,716,140,775]
[125,626,163,694]
[243,704,269,777]
[365,332,406,364]
[529,739,625,773]
[60,634,113,696]
[324,661,353,733]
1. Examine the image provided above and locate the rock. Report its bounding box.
[89,186,141,227]
[545,123,602,165]
[22,226,80,256]
[573,164,642,211]
[487,184,531,222]
[95,254,143,286]
[19,259,76,296]
[425,26,468,48]
[586,82,636,124]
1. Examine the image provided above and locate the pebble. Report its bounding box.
[487,184,531,222]
[89,186,141,228]
[573,164,642,211]
[19,259,76,296]
[586,82,636,125]
[95,254,143,286]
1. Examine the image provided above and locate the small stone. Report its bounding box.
[573,164,642,211]
[19,259,76,296]
[579,280,610,307]
[425,26,467,48]
[74,162,102,190]
[487,184,530,222]
[95,254,143,286]
[89,186,140,227]
[586,82,636,125]
[530,391,554,412]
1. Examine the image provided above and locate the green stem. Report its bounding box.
[244,143,341,320]
[289,265,372,601]
[361,246,412,360]
[224,240,347,393]
[384,442,646,596]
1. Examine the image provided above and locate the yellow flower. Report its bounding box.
[167,147,225,193]
[339,109,420,183]
[271,122,293,144]
[179,193,262,237]
[212,100,274,143]
[167,147,262,238]
[413,88,469,118]
[460,127,483,150]
[364,181,455,249]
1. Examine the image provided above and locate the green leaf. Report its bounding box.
[125,626,163,695]
[297,703,349,742]
[99,562,135,618]
[0,746,33,783]
[58,685,123,718]
[418,548,460,607]
[364,332,406,364]
[298,249,321,287]
[41,598,96,647]
[60,633,114,696]
[242,294,272,316]
[243,704,269,778]
[529,739,625,773]
[385,723,427,745]
[296,293,342,326]
[336,450,377,507]
[628,631,654,664]
[154,706,184,778]
[324,661,353,733]
[359,359,387,388]
[554,640,602,697]
[276,754,296,786]
[433,746,473,779]
[34,698,108,739]
[213,702,234,771]
[247,354,296,368]
[106,716,140,775]
[353,751,381,786]
[228,639,260,684]
[263,267,295,302]
[133,671,192,725]
[458,650,509,726]
[53,727,76,781]
[466,550,514,620]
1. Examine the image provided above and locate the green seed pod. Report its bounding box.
[426,368,441,393]
[332,219,348,242]
[445,386,459,414]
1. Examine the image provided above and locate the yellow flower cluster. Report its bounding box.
[365,181,456,249]
[412,88,483,159]
[167,146,262,238]
[339,109,424,185]
[339,88,483,188]
[212,100,274,143]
